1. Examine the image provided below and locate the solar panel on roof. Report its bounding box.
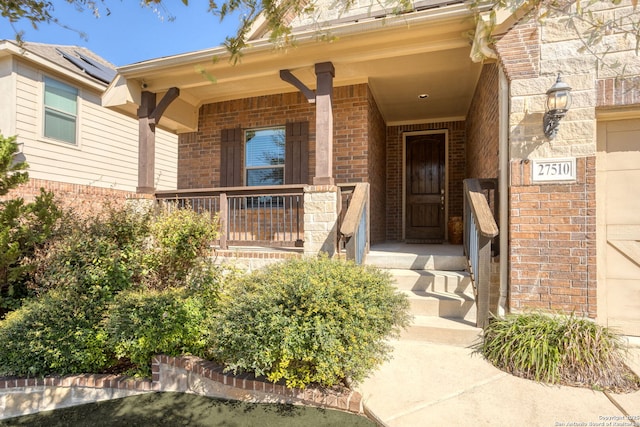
[56,48,117,84]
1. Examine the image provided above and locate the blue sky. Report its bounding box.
[0,2,241,66]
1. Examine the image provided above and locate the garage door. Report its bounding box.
[597,118,640,336]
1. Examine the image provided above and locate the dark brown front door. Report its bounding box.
[405,133,446,241]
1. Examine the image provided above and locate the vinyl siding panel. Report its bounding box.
[0,57,16,136]
[12,59,177,192]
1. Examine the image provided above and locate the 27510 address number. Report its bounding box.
[531,158,576,182]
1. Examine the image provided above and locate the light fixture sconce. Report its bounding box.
[543,74,572,140]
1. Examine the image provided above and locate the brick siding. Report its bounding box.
[509,157,597,317]
[1,178,139,217]
[494,20,540,81]
[597,76,640,107]
[386,122,466,242]
[178,84,386,241]
[367,87,387,244]
[466,63,499,180]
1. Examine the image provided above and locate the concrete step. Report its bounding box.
[401,290,476,322]
[401,316,483,347]
[388,269,472,293]
[366,249,466,271]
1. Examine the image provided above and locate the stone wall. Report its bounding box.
[493,1,640,316]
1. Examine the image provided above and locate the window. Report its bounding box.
[43,77,78,144]
[245,127,285,186]
[220,122,308,187]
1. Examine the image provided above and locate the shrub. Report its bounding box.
[1,178,65,313]
[475,312,640,392]
[143,208,219,289]
[208,255,411,389]
[105,288,210,376]
[0,288,112,377]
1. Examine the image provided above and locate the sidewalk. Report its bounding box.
[358,340,640,427]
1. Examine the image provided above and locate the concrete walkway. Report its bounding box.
[358,340,640,427]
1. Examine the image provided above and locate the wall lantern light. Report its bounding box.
[543,74,572,140]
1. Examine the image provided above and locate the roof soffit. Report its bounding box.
[106,2,485,130]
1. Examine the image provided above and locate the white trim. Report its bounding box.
[401,129,449,241]
[38,73,82,149]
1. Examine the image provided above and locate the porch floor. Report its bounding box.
[369,242,463,257]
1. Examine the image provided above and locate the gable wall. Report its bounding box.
[9,57,177,195]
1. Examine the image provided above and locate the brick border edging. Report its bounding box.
[153,355,363,413]
[0,355,362,416]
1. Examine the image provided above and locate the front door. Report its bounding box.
[405,133,446,242]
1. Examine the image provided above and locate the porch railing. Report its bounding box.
[338,183,370,264]
[155,185,305,249]
[463,178,499,329]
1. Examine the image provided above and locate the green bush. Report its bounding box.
[475,312,640,392]
[105,288,210,376]
[1,187,65,314]
[208,255,411,389]
[0,288,112,377]
[143,208,219,288]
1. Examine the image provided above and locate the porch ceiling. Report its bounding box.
[103,3,483,132]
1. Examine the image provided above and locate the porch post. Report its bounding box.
[137,91,156,194]
[314,62,335,185]
[136,88,180,194]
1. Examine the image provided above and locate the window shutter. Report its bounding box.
[220,128,243,187]
[285,122,309,184]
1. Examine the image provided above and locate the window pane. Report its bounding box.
[44,110,76,144]
[246,167,284,186]
[44,77,77,144]
[44,78,77,115]
[246,128,285,168]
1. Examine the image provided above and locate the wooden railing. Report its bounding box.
[339,183,370,264]
[155,185,305,249]
[463,179,499,328]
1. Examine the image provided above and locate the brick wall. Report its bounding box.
[179,85,372,190]
[509,157,597,317]
[178,84,383,241]
[1,178,138,217]
[367,86,387,244]
[386,122,466,242]
[494,20,539,81]
[466,63,499,180]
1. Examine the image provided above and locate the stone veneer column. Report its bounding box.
[303,185,338,257]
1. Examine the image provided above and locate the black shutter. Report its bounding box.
[285,122,309,184]
[220,128,243,187]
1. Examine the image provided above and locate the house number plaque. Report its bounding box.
[531,157,576,183]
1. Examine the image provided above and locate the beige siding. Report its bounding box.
[12,58,177,192]
[597,118,640,336]
[0,57,16,136]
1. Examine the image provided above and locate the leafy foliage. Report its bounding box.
[105,288,210,376]
[0,288,112,377]
[0,134,28,196]
[143,207,219,289]
[208,255,410,389]
[475,312,640,392]
[0,134,65,314]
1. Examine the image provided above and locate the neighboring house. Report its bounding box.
[103,1,640,335]
[0,40,177,212]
